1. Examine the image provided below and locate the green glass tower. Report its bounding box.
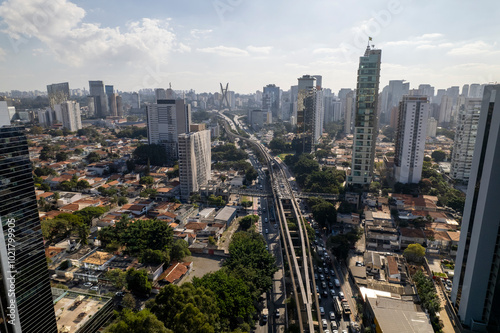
[347,45,382,186]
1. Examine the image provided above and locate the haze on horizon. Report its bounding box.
[0,0,498,94]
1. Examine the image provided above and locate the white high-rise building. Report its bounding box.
[450,98,482,183]
[427,117,437,137]
[178,129,211,201]
[394,96,429,184]
[146,99,191,160]
[296,75,323,153]
[56,101,82,132]
[0,101,11,126]
[438,95,454,124]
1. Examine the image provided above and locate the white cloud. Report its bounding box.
[0,47,5,61]
[448,41,498,56]
[0,0,180,67]
[417,33,443,40]
[198,45,248,57]
[385,33,446,47]
[246,46,272,54]
[190,29,212,38]
[312,48,339,54]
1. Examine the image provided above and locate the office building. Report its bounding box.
[450,98,482,183]
[116,95,123,117]
[296,75,322,154]
[46,82,70,108]
[418,84,435,100]
[451,85,500,332]
[89,81,108,117]
[0,127,58,332]
[248,109,270,129]
[178,129,211,201]
[462,84,470,98]
[56,101,82,132]
[146,99,191,160]
[0,101,11,126]
[347,45,382,186]
[468,84,483,99]
[393,96,429,183]
[155,88,167,102]
[262,84,281,121]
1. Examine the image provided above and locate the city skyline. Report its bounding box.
[0,0,499,93]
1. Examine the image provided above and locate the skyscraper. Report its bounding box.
[0,127,58,332]
[178,129,211,201]
[393,96,429,184]
[296,75,317,154]
[46,82,70,108]
[343,90,355,135]
[146,99,191,160]
[262,84,281,121]
[89,81,108,118]
[347,45,382,186]
[451,85,500,332]
[379,80,409,125]
[450,98,481,183]
[438,95,454,125]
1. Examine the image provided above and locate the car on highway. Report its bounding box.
[323,290,328,297]
[319,307,325,316]
[334,279,340,287]
[275,309,280,318]
[115,291,124,297]
[318,267,323,273]
[330,289,336,296]
[329,311,335,321]
[322,319,328,329]
[328,281,334,288]
[83,282,92,287]
[321,282,326,289]
[320,274,325,281]
[265,229,269,234]
[331,320,338,330]
[90,285,99,291]
[339,291,344,299]
[324,268,329,274]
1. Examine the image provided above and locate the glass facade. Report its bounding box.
[0,127,57,333]
[348,46,381,186]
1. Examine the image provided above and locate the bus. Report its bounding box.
[342,300,351,315]
[332,296,342,316]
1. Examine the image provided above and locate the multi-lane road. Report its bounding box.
[219,111,360,333]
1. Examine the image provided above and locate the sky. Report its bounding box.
[0,0,499,94]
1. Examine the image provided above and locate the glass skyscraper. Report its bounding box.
[347,45,382,186]
[0,127,57,333]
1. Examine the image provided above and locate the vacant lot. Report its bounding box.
[181,254,225,284]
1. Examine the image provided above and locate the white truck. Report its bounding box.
[262,308,269,323]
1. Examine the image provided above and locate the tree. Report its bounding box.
[431,150,446,162]
[244,167,258,184]
[117,196,128,206]
[76,179,91,190]
[208,195,225,207]
[310,197,337,227]
[30,126,44,135]
[140,249,169,265]
[86,151,101,163]
[239,215,259,230]
[327,234,351,261]
[121,294,136,310]
[126,268,152,295]
[170,239,191,261]
[104,309,172,333]
[240,200,252,208]
[140,176,154,186]
[314,149,330,161]
[225,231,278,298]
[74,206,108,225]
[193,270,254,330]
[106,269,127,289]
[404,243,426,263]
[55,151,69,162]
[151,283,220,333]
[369,181,381,193]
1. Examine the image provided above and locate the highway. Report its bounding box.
[219,111,322,333]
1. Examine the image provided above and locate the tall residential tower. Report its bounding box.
[347,45,382,186]
[393,95,429,183]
